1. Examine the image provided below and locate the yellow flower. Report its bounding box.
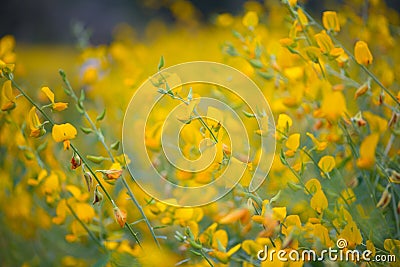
[1,80,16,111]
[305,178,322,194]
[52,123,77,150]
[216,13,234,27]
[297,8,308,27]
[310,189,328,214]
[288,0,297,7]
[285,133,300,157]
[276,113,292,139]
[354,41,373,65]
[41,86,68,111]
[356,133,379,169]
[306,132,327,151]
[219,208,250,225]
[318,155,336,175]
[322,11,340,32]
[242,11,258,28]
[338,220,362,248]
[314,30,334,54]
[28,107,46,137]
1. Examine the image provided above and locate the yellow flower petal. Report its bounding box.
[356,133,379,169]
[286,133,300,151]
[52,102,68,111]
[52,123,77,142]
[305,178,322,194]
[1,80,16,111]
[322,11,340,32]
[354,41,373,66]
[318,155,336,174]
[310,189,328,213]
[242,11,258,28]
[41,86,55,103]
[314,30,334,54]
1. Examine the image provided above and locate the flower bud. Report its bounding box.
[92,184,103,205]
[113,206,127,227]
[84,172,93,191]
[70,152,82,169]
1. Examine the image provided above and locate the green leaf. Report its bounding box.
[190,250,202,256]
[24,150,35,160]
[249,59,263,69]
[111,141,120,150]
[79,89,85,105]
[158,55,164,70]
[287,181,303,191]
[80,127,93,134]
[257,70,274,80]
[255,44,262,58]
[75,103,84,114]
[242,110,256,118]
[37,141,48,152]
[87,155,105,164]
[63,86,71,96]
[96,109,106,121]
[270,190,281,203]
[279,149,287,165]
[232,30,243,40]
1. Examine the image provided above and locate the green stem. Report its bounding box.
[8,75,142,247]
[299,7,400,107]
[200,249,214,267]
[60,70,160,249]
[66,200,104,250]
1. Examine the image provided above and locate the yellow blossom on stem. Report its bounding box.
[242,11,258,28]
[52,123,77,150]
[310,189,328,214]
[306,132,327,151]
[318,155,336,176]
[354,41,373,65]
[322,11,340,32]
[338,220,362,248]
[285,133,300,157]
[41,86,68,111]
[28,107,46,137]
[356,133,379,169]
[1,80,16,111]
[314,30,334,54]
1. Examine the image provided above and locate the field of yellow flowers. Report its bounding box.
[1,0,399,266]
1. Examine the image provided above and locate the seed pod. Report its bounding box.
[92,184,103,205]
[83,172,93,191]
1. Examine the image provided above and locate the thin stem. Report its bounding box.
[169,92,218,144]
[66,200,104,250]
[286,3,326,78]
[200,249,214,267]
[8,75,142,247]
[60,70,160,249]
[300,7,400,107]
